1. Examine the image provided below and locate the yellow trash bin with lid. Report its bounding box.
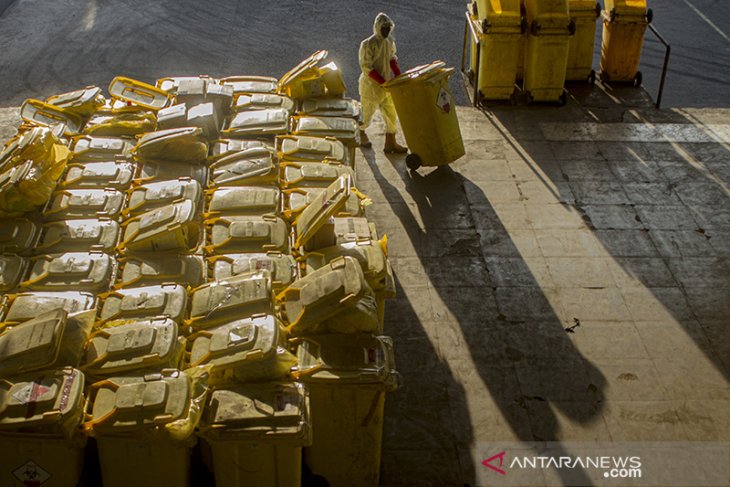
[383,61,465,170]
[468,0,525,101]
[566,0,602,82]
[523,0,575,103]
[294,333,399,487]
[0,367,87,487]
[600,0,651,84]
[84,369,207,487]
[199,381,311,487]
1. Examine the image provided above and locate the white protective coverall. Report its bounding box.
[358,13,399,134]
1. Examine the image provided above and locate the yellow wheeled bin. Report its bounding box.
[84,369,207,487]
[199,381,311,487]
[566,0,602,82]
[600,0,651,84]
[382,61,465,170]
[468,0,524,101]
[294,334,399,487]
[0,367,87,487]
[523,0,575,103]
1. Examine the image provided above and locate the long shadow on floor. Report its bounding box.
[363,148,607,486]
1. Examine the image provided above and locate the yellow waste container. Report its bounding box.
[85,369,206,487]
[566,0,602,82]
[600,0,651,84]
[199,381,311,487]
[468,0,525,101]
[0,367,86,487]
[523,0,574,103]
[382,61,465,170]
[294,334,399,487]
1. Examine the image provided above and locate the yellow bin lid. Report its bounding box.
[209,252,298,291]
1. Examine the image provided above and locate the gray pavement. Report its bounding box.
[0,1,728,486]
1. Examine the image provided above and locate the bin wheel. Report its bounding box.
[646,8,653,24]
[559,91,568,106]
[530,20,541,36]
[588,70,596,86]
[599,71,609,83]
[595,2,602,18]
[633,71,643,87]
[568,20,577,35]
[406,153,422,170]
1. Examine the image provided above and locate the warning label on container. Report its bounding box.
[12,382,50,405]
[436,87,451,114]
[12,460,51,486]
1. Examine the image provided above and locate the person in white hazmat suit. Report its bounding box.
[358,12,408,154]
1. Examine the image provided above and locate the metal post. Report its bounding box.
[647,23,671,109]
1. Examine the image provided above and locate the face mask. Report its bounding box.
[380,25,391,38]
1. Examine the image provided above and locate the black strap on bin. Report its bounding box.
[647,23,671,109]
[460,11,481,107]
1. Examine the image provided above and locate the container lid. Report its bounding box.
[121,200,197,252]
[299,98,362,120]
[46,86,103,110]
[207,215,288,254]
[0,255,28,292]
[137,160,207,186]
[120,254,206,288]
[209,148,277,187]
[209,139,273,162]
[71,136,133,162]
[291,116,358,141]
[45,189,125,221]
[282,162,354,189]
[20,99,83,135]
[126,178,202,216]
[295,334,397,385]
[0,367,85,432]
[201,381,308,442]
[38,218,120,253]
[99,284,188,324]
[188,314,279,368]
[5,291,97,324]
[286,188,363,219]
[294,175,351,249]
[220,76,278,94]
[134,127,208,164]
[188,272,273,328]
[83,317,181,377]
[21,252,114,293]
[207,186,280,216]
[0,309,67,376]
[210,252,297,289]
[87,371,190,434]
[224,108,290,135]
[383,61,450,88]
[0,218,39,254]
[277,135,346,162]
[108,76,170,110]
[62,161,135,190]
[234,93,294,112]
[283,256,367,330]
[279,50,328,89]
[155,75,214,93]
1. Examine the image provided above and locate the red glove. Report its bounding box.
[368,69,386,85]
[390,59,401,77]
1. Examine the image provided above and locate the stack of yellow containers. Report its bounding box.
[0,51,398,487]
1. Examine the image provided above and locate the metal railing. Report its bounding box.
[647,23,671,109]
[460,11,481,107]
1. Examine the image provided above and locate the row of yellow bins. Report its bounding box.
[0,50,398,487]
[466,0,651,103]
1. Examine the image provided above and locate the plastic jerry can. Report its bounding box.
[187,314,296,384]
[136,160,207,186]
[223,108,290,138]
[187,271,273,330]
[44,188,125,221]
[82,317,184,379]
[208,252,298,291]
[61,161,136,190]
[0,255,28,292]
[205,215,289,254]
[108,76,170,110]
[3,291,97,325]
[120,200,200,253]
[209,147,278,187]
[119,254,206,289]
[281,162,355,189]
[99,283,188,324]
[70,135,134,162]
[0,217,40,254]
[20,251,116,293]
[37,218,120,253]
[233,93,295,113]
[46,86,106,117]
[206,186,281,216]
[220,76,279,94]
[276,135,347,164]
[134,127,208,164]
[125,178,203,217]
[0,309,93,376]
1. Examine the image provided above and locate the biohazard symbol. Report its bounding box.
[482,451,507,475]
[436,87,451,114]
[12,460,52,486]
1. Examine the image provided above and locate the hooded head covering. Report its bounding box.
[373,12,394,39]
